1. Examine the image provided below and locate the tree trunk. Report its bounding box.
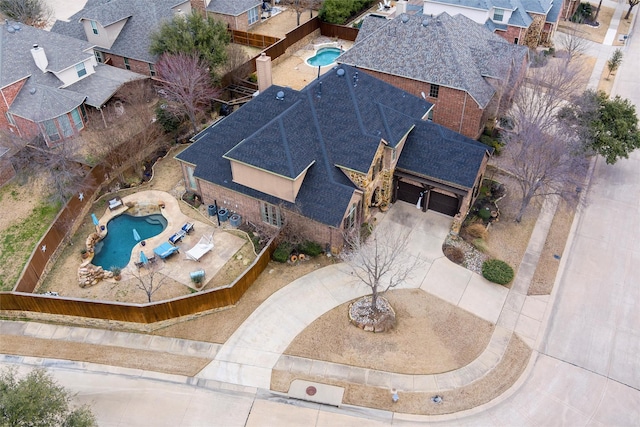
[370,288,378,313]
[594,0,603,22]
[515,191,534,222]
[625,3,636,20]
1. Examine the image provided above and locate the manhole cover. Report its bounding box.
[306,386,317,396]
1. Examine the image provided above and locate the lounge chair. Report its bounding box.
[182,222,194,234]
[185,235,214,261]
[153,242,179,260]
[169,230,186,244]
[108,197,123,211]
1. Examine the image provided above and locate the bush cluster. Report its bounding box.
[482,259,514,285]
[319,0,374,25]
[443,245,465,264]
[272,242,293,263]
[272,240,324,262]
[479,134,503,155]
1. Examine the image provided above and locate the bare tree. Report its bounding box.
[155,53,222,134]
[0,0,52,28]
[6,134,86,205]
[129,261,168,303]
[216,43,249,79]
[625,0,639,19]
[511,57,587,134]
[340,226,420,328]
[557,23,589,61]
[280,0,314,25]
[501,127,588,222]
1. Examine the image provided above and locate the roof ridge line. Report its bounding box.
[277,117,296,178]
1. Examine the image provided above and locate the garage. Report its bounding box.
[396,180,423,206]
[427,191,459,216]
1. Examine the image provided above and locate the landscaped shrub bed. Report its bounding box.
[272,242,293,263]
[482,259,514,285]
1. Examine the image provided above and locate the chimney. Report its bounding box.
[189,0,208,14]
[396,0,408,16]
[30,44,48,72]
[256,53,273,92]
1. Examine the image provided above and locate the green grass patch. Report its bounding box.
[0,203,59,291]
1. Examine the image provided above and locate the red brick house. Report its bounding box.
[417,0,564,46]
[176,64,493,251]
[51,0,192,77]
[191,0,263,31]
[0,22,142,146]
[337,12,528,139]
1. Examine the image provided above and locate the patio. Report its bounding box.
[92,190,246,290]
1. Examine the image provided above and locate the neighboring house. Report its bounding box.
[0,21,143,146]
[417,0,563,45]
[176,63,492,251]
[51,0,192,77]
[337,12,528,139]
[192,0,263,31]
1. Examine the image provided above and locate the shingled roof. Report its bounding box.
[337,12,528,109]
[52,0,186,64]
[178,64,489,228]
[206,0,261,16]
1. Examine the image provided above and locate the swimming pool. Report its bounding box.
[306,47,342,67]
[92,214,167,270]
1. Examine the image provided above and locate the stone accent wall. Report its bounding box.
[103,53,153,76]
[359,69,486,139]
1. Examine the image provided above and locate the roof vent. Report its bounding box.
[400,15,409,23]
[29,87,36,95]
[436,19,442,26]
[7,25,14,33]
[275,90,285,101]
[336,68,345,77]
[422,19,429,27]
[13,24,20,31]
[316,81,322,98]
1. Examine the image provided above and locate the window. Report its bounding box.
[58,114,73,138]
[149,63,156,77]
[42,119,60,143]
[429,84,439,98]
[493,8,504,22]
[94,51,104,63]
[514,37,519,44]
[90,20,98,35]
[75,62,87,78]
[5,112,15,126]
[71,108,84,130]
[343,203,357,229]
[248,6,259,25]
[80,104,87,122]
[123,57,130,70]
[260,202,284,227]
[186,166,197,191]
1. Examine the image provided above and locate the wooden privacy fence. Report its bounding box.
[1,237,277,323]
[14,165,106,293]
[220,17,359,87]
[229,30,279,48]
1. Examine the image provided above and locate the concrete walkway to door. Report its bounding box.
[196,201,513,391]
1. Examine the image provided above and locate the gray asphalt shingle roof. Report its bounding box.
[66,63,144,107]
[9,82,85,122]
[207,0,261,16]
[0,22,93,87]
[398,121,491,189]
[52,0,187,64]
[178,64,488,227]
[337,13,527,109]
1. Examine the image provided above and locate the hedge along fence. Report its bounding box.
[1,236,277,323]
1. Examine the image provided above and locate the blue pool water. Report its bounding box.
[92,214,167,270]
[306,47,342,67]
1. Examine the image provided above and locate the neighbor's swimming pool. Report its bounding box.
[92,214,167,270]
[306,47,342,67]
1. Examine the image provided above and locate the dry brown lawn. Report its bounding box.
[283,289,494,374]
[272,334,532,416]
[0,335,209,377]
[557,4,614,44]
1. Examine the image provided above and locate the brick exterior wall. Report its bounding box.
[0,157,16,187]
[183,163,356,252]
[209,11,251,31]
[496,25,525,44]
[12,115,40,141]
[358,69,486,139]
[189,0,207,14]
[561,0,580,21]
[0,79,27,135]
[103,53,153,77]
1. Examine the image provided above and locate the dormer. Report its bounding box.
[490,7,514,24]
[79,15,130,49]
